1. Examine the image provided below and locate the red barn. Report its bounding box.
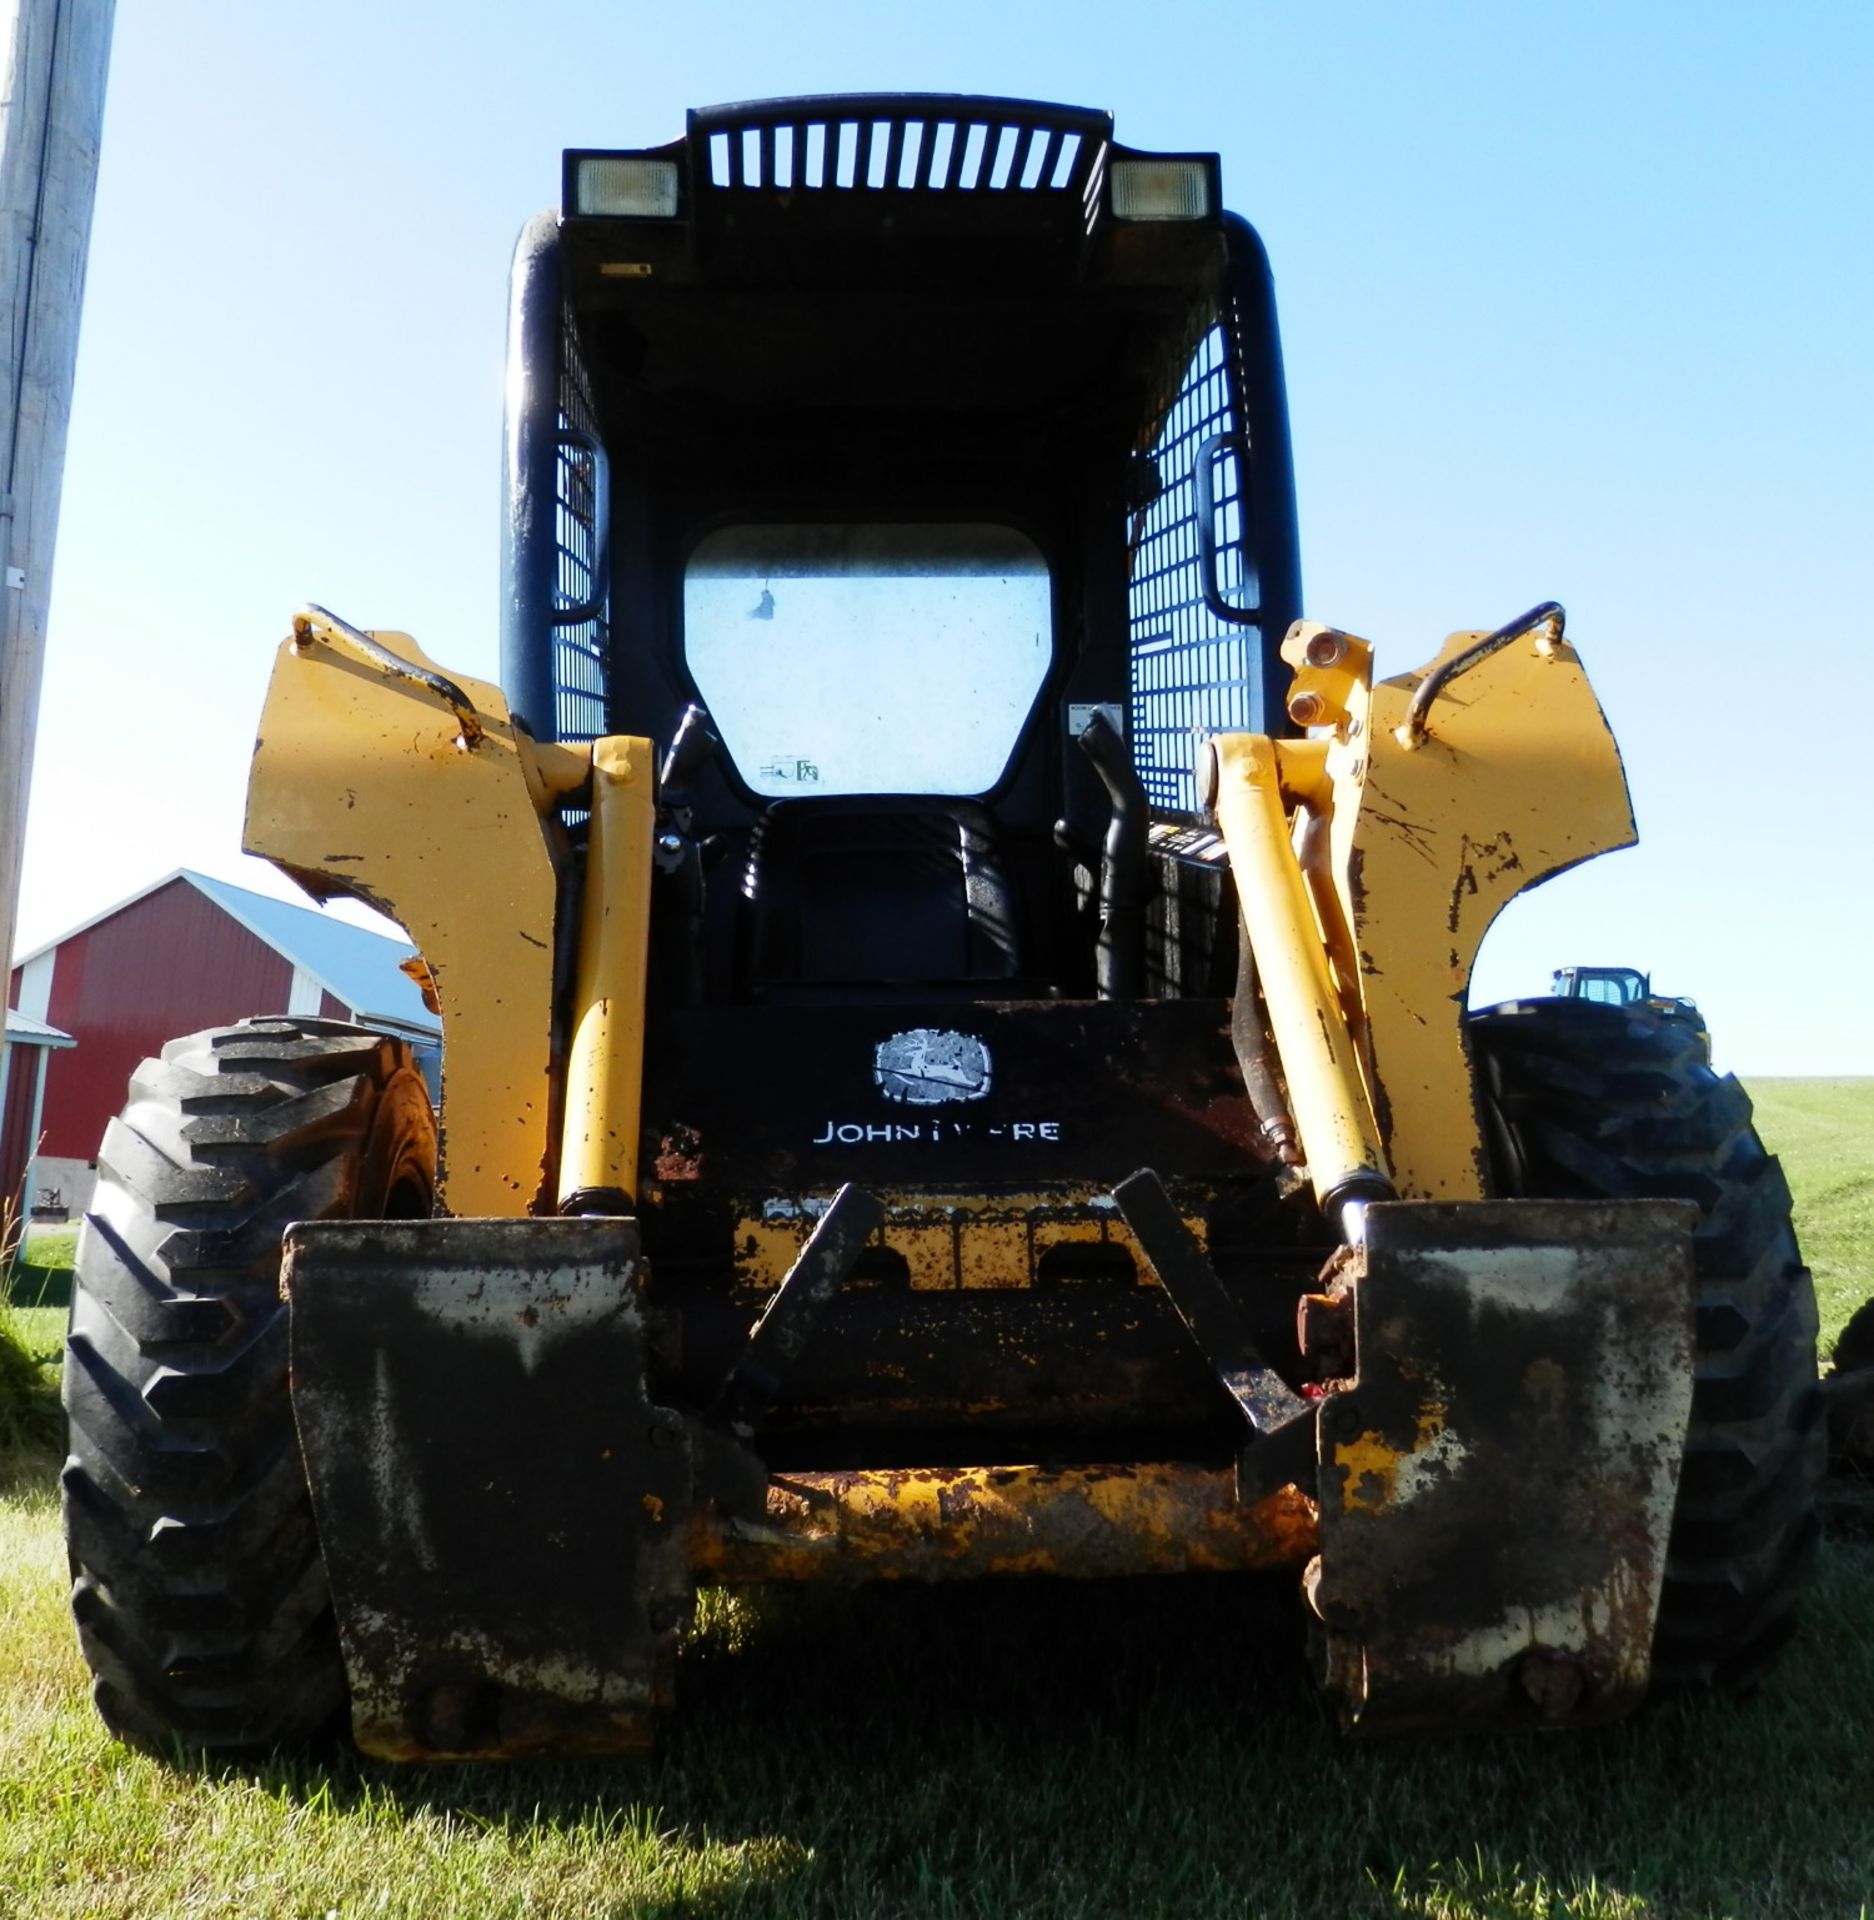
[1,1009,75,1233]
[5,869,439,1222]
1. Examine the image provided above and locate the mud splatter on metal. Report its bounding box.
[1310,1197,1695,1734]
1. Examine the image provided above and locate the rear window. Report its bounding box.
[683,523,1052,797]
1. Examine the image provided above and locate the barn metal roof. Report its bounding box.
[184,873,440,1034]
[12,869,439,1036]
[4,1008,74,1047]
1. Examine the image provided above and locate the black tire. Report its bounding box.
[61,1017,437,1753]
[1470,997,1823,1693]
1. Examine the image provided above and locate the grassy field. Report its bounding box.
[4,1223,74,1386]
[1750,1081,1873,1363]
[1,1090,1869,1919]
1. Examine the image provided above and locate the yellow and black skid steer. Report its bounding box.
[61,95,1820,1758]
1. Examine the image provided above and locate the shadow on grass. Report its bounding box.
[163,1549,1874,1920]
[2,1254,72,1311]
[11,1418,1869,1916]
[0,1325,61,1466]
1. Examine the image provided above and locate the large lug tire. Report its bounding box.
[1469,998,1823,1693]
[61,1017,437,1753]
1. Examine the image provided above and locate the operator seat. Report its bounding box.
[736,796,1034,1002]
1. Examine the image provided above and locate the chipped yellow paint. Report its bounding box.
[1333,1403,1453,1514]
[737,1219,818,1288]
[894,1217,965,1290]
[730,1190,1207,1290]
[693,1463,1320,1582]
[244,619,587,1217]
[1333,1428,1410,1514]
[1305,619,1634,1198]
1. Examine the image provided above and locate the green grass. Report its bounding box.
[0,1315,58,1461]
[4,1478,1873,1919]
[9,1223,78,1294]
[1749,1081,1873,1362]
[3,1303,64,1358]
[1,1091,1870,1918]
[1,1224,71,1465]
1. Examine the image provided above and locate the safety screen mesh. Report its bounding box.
[1127,310,1260,814]
[553,313,608,747]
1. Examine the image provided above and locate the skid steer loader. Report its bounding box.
[61,95,1821,1759]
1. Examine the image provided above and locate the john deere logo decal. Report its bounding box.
[873,1029,992,1106]
[809,1031,1056,1144]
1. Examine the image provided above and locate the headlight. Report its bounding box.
[571,157,681,218]
[1109,159,1211,222]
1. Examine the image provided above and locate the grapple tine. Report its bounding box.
[707,1182,885,1440]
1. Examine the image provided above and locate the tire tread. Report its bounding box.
[61,1016,435,1753]
[1471,997,1822,1694]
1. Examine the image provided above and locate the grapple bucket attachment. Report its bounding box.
[1312,1199,1697,1732]
[283,1219,693,1760]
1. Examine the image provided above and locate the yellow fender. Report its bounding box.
[244,611,586,1216]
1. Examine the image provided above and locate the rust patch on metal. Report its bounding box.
[693,1461,1318,1583]
[654,1123,705,1181]
[1312,1198,1696,1734]
[286,1218,694,1761]
[728,1189,1209,1293]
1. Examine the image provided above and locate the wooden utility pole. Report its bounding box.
[0,0,113,987]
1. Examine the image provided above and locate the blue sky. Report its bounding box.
[16,0,1872,1071]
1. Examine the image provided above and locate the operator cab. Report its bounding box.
[501,95,1300,1012]
[1552,966,1653,1007]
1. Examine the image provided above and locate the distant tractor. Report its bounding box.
[1551,967,1707,1054]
